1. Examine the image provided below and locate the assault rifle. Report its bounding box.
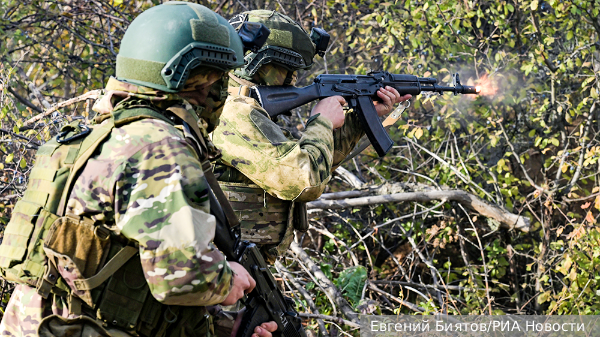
[210,191,306,337]
[250,72,479,157]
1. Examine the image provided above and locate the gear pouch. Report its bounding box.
[292,202,308,232]
[38,314,132,337]
[43,216,111,307]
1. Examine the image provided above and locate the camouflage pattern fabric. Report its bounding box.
[253,64,296,86]
[0,78,233,336]
[212,93,334,202]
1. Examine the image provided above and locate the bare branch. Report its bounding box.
[6,86,42,113]
[23,90,101,126]
[308,189,530,232]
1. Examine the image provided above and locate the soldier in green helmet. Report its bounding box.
[212,10,411,261]
[0,3,276,337]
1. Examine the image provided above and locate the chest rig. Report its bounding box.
[0,107,214,336]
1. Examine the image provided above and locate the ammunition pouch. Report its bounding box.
[219,182,308,244]
[221,183,289,245]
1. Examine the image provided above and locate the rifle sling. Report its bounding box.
[166,107,240,228]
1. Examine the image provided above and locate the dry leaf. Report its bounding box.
[585,211,595,224]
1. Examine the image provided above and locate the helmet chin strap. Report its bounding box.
[283,70,297,86]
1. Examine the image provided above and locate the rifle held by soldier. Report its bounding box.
[250,72,480,157]
[211,192,306,337]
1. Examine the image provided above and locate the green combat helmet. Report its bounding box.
[229,10,330,82]
[116,2,268,92]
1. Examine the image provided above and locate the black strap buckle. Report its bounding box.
[57,124,91,144]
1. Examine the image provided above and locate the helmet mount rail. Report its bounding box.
[244,45,306,77]
[161,43,239,91]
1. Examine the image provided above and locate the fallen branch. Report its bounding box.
[319,182,438,200]
[370,279,481,291]
[0,194,19,201]
[307,190,530,232]
[298,313,360,329]
[334,166,364,189]
[23,90,101,126]
[368,283,425,313]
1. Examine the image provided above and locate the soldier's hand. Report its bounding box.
[221,262,256,306]
[252,321,278,337]
[374,86,412,117]
[310,95,346,129]
[228,308,278,337]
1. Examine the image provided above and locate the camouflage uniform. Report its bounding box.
[0,3,255,336]
[212,11,365,259]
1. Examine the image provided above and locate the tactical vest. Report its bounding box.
[0,108,211,336]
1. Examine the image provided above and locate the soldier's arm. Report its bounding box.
[331,109,365,169]
[213,96,334,202]
[114,137,233,306]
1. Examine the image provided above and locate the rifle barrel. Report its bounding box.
[420,84,479,95]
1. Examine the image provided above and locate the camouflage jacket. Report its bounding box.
[0,79,232,336]
[212,92,365,202]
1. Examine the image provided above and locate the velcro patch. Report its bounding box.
[188,4,230,47]
[249,109,288,144]
[267,29,293,49]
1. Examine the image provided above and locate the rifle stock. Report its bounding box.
[252,83,320,117]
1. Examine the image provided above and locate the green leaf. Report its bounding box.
[19,157,27,169]
[320,263,333,279]
[0,106,8,119]
[336,266,367,308]
[566,31,574,40]
[5,153,14,163]
[531,0,539,10]
[415,128,423,139]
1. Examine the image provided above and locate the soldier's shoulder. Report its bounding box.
[96,117,186,162]
[116,117,183,143]
[223,95,267,117]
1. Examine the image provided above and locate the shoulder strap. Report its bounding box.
[112,107,175,126]
[57,118,115,216]
[166,107,240,228]
[227,85,251,97]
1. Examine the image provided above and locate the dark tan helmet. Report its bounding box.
[229,10,329,81]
